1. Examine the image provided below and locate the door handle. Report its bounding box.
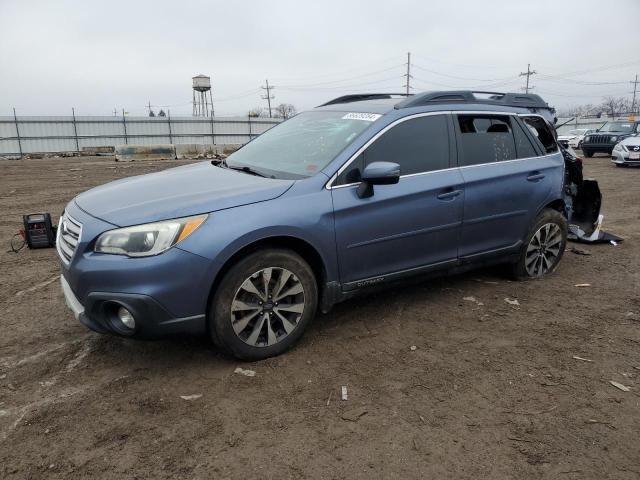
[527,172,545,182]
[437,189,462,200]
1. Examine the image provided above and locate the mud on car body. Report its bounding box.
[58,90,599,360]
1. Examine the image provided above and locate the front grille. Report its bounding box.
[589,135,611,144]
[56,212,82,265]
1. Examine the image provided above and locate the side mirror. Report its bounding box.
[357,161,400,198]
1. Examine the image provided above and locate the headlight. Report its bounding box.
[584,136,591,142]
[613,143,623,151]
[95,214,207,257]
[610,136,618,142]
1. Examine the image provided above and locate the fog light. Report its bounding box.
[117,306,135,329]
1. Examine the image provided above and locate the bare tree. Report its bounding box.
[274,103,297,119]
[601,97,629,118]
[248,107,266,118]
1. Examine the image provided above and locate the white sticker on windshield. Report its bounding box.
[342,112,381,122]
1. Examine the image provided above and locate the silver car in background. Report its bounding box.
[557,128,594,149]
[612,135,640,167]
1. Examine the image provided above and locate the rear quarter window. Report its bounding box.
[521,116,558,154]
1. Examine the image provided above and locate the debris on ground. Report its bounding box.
[180,394,202,401]
[572,355,594,363]
[234,367,256,377]
[504,298,520,306]
[463,296,484,306]
[341,407,368,422]
[570,247,592,256]
[609,381,630,392]
[574,283,591,287]
[410,345,417,351]
[341,386,348,401]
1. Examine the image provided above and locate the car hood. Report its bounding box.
[74,161,295,226]
[589,131,627,136]
[619,135,640,146]
[558,134,577,139]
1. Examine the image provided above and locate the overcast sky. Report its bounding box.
[1,0,639,117]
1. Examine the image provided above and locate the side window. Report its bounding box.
[512,121,538,158]
[456,114,516,166]
[335,115,449,185]
[521,116,558,154]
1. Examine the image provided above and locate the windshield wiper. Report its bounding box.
[227,165,269,178]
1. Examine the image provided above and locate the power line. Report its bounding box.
[412,63,518,83]
[520,63,537,94]
[261,79,275,118]
[278,64,404,88]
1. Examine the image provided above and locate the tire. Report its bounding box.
[209,249,318,360]
[510,209,568,280]
[583,149,593,158]
[615,163,627,168]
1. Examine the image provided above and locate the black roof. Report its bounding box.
[317,90,553,113]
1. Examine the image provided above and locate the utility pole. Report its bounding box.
[146,100,153,115]
[519,63,537,94]
[261,79,275,118]
[403,52,412,95]
[631,74,639,114]
[113,108,118,116]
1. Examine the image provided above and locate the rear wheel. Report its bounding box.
[209,249,318,360]
[510,209,567,280]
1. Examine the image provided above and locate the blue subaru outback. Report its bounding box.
[58,91,569,360]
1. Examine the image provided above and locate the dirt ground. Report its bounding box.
[0,153,638,479]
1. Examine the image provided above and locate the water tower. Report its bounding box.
[192,74,214,117]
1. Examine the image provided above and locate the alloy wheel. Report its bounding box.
[230,267,306,347]
[525,223,563,277]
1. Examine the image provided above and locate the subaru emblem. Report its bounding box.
[634,146,640,152]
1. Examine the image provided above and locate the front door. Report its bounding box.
[330,114,464,288]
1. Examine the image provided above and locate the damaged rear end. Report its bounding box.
[561,146,620,244]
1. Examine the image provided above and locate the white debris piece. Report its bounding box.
[410,345,417,351]
[234,367,256,377]
[180,394,202,400]
[574,283,591,287]
[341,386,348,401]
[610,381,630,392]
[572,356,594,363]
[504,298,520,306]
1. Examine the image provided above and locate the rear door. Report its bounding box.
[455,113,556,259]
[331,113,464,287]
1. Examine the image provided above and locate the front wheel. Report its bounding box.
[582,149,593,158]
[209,249,318,360]
[510,209,567,280]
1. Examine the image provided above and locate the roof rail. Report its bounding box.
[318,93,411,107]
[394,91,552,110]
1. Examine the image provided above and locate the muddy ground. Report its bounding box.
[0,153,638,479]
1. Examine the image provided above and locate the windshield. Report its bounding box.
[225,111,378,179]
[599,122,634,133]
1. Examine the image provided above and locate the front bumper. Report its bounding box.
[581,143,614,153]
[611,152,640,166]
[58,201,211,338]
[61,275,206,337]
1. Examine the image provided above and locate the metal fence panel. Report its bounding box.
[0,115,280,155]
